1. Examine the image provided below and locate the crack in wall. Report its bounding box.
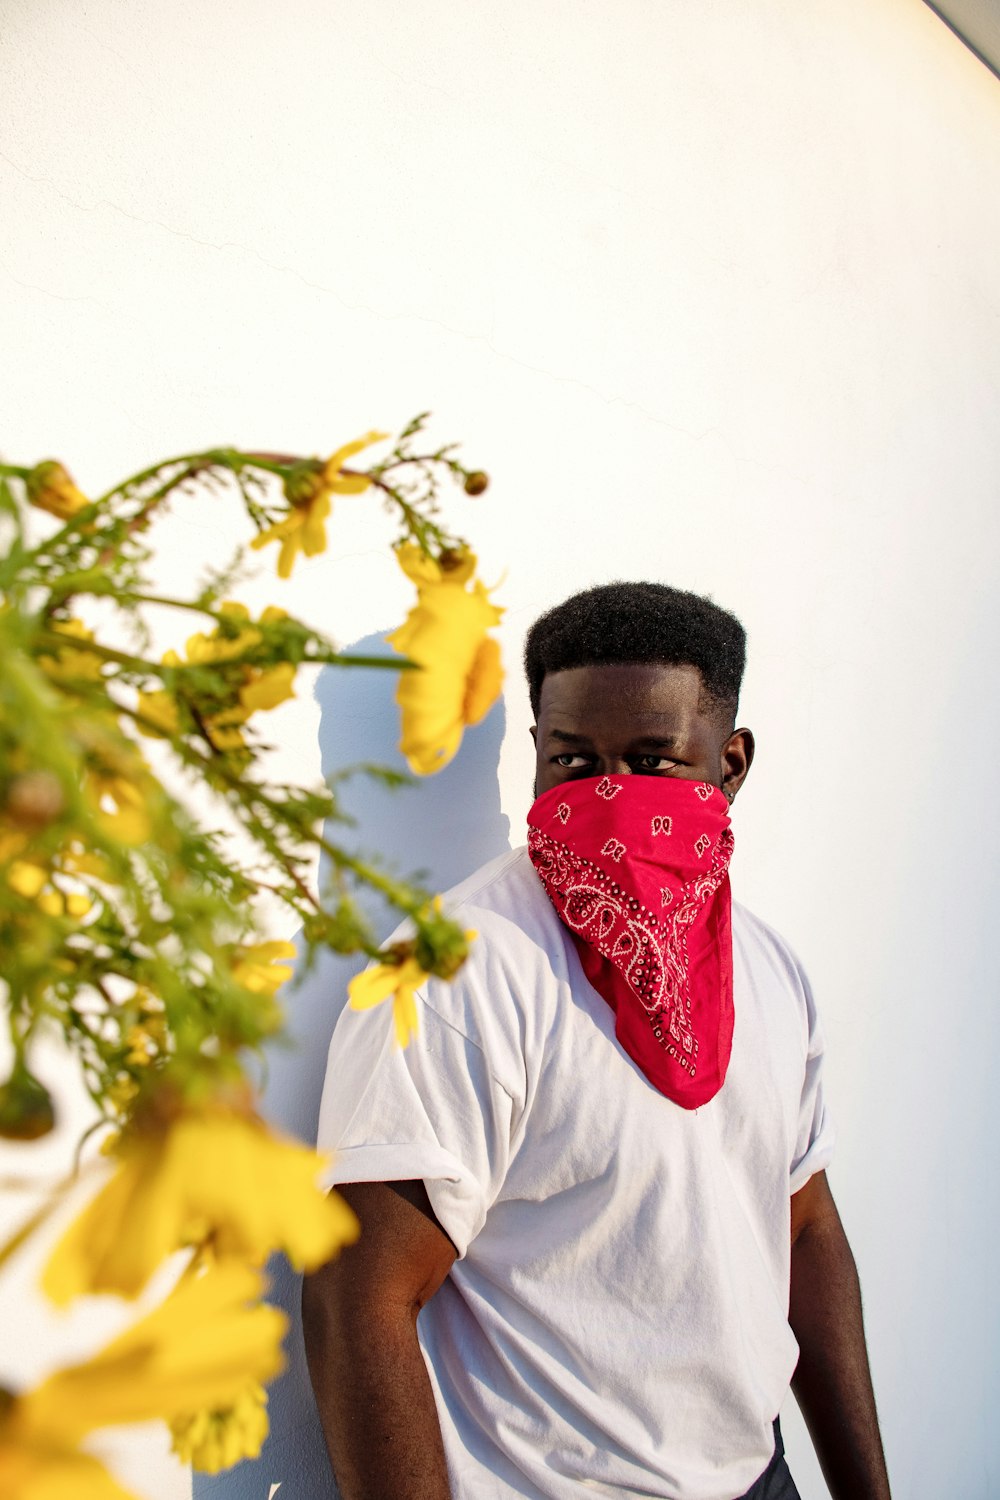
[0,255,105,306]
[0,149,814,487]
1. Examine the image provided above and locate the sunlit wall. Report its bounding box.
[2,1,999,1495]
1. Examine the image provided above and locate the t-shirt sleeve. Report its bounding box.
[315,972,516,1258]
[788,961,836,1195]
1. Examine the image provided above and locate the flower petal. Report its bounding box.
[393,987,420,1049]
[463,635,503,727]
[348,962,407,1011]
[321,430,390,483]
[0,1441,137,1500]
[238,663,296,715]
[42,1111,358,1304]
[24,1263,286,1441]
[389,573,504,775]
[277,533,300,580]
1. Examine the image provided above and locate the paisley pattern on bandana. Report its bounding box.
[527,776,735,1109]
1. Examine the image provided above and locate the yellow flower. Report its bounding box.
[0,1263,284,1498]
[37,618,103,682]
[83,772,150,845]
[9,1262,284,1453]
[36,888,91,920]
[134,686,179,737]
[42,1108,359,1304]
[251,431,389,578]
[74,718,156,845]
[387,545,504,775]
[349,956,429,1049]
[183,602,262,665]
[238,660,296,714]
[0,1439,136,1500]
[3,853,91,923]
[0,827,29,864]
[106,1075,140,1116]
[136,608,295,747]
[123,1025,156,1067]
[169,1381,269,1473]
[25,461,90,521]
[199,711,248,753]
[230,940,297,997]
[3,825,97,932]
[5,860,47,899]
[60,842,113,882]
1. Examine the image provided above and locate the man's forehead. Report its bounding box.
[538,662,705,719]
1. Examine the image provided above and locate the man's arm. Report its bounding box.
[789,1169,891,1500]
[302,1179,458,1500]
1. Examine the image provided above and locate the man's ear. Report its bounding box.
[721,727,754,803]
[530,724,538,745]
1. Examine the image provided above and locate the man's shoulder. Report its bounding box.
[732,898,805,968]
[418,846,571,1034]
[440,845,557,941]
[439,845,526,907]
[731,898,820,1027]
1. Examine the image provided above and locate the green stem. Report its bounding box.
[188,743,421,935]
[36,626,410,679]
[112,699,328,922]
[374,452,464,477]
[318,652,415,670]
[97,591,223,619]
[239,453,298,475]
[347,471,452,554]
[95,447,302,507]
[34,630,161,674]
[94,452,215,505]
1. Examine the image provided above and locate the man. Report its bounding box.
[302,582,891,1500]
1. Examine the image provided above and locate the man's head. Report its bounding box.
[524,581,754,801]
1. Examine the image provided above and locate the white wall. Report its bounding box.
[2,1,999,1495]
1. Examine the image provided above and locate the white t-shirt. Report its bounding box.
[316,847,834,1500]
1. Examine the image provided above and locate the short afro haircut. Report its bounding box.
[524,581,746,727]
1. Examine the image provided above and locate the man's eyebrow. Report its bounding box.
[628,735,683,751]
[545,729,683,750]
[547,729,594,746]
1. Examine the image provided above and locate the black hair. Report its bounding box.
[523,581,746,727]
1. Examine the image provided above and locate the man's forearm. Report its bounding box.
[789,1208,890,1500]
[302,1281,452,1500]
[302,1181,458,1500]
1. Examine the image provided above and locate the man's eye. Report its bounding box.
[631,756,678,772]
[553,753,591,769]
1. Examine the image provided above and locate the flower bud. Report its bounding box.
[26,460,90,521]
[283,466,325,508]
[0,1064,56,1141]
[463,470,489,497]
[4,770,65,829]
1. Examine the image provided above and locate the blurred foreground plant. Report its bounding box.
[0,416,502,1496]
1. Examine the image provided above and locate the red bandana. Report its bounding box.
[527,775,735,1108]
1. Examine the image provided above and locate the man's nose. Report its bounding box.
[601,757,632,777]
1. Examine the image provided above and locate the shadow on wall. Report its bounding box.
[194,630,510,1500]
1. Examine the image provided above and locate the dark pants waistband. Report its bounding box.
[735,1420,801,1500]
